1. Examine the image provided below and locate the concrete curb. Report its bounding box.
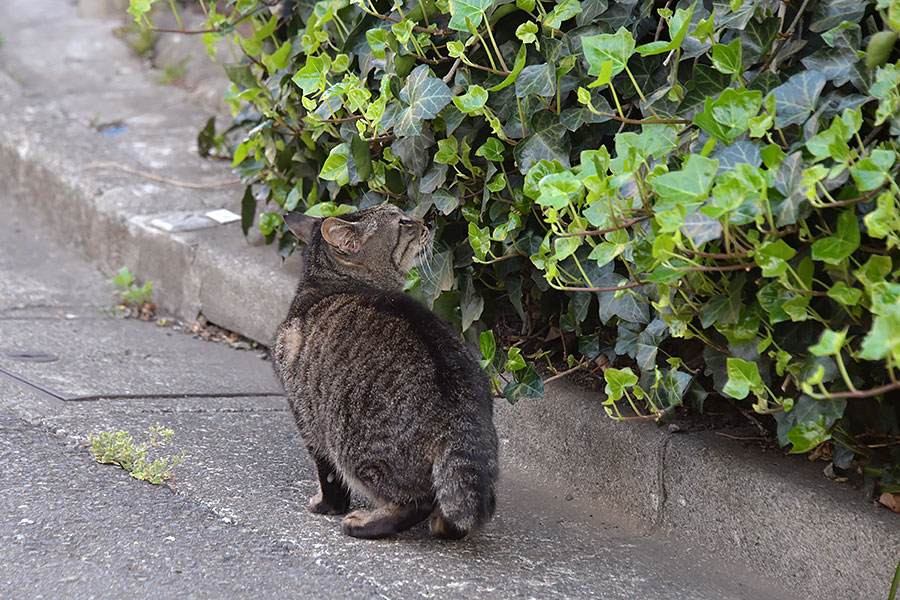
[1,3,897,599]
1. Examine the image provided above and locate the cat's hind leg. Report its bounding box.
[340,500,433,539]
[308,450,352,515]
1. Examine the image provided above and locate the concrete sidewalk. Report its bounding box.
[0,1,897,598]
[0,198,788,599]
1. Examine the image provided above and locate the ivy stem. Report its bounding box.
[675,286,702,312]
[544,360,592,383]
[687,325,730,354]
[484,24,509,72]
[571,253,595,287]
[473,29,498,71]
[609,84,626,122]
[474,252,525,264]
[416,0,431,27]
[516,96,527,138]
[168,0,184,30]
[722,221,732,256]
[622,388,647,419]
[463,59,509,76]
[560,216,651,237]
[553,280,648,293]
[681,248,749,259]
[145,3,268,34]
[809,380,900,400]
[888,355,899,385]
[365,10,448,35]
[623,65,661,120]
[834,350,859,394]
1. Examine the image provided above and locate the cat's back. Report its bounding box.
[274,285,488,403]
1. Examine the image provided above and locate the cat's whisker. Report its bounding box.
[419,253,440,288]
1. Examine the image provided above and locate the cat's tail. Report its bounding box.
[431,421,498,538]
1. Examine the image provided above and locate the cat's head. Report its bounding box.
[284,203,432,290]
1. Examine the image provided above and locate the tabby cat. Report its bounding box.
[272,203,499,540]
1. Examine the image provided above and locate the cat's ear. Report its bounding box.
[283,212,322,244]
[321,217,366,254]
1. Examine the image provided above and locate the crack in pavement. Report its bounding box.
[0,364,282,404]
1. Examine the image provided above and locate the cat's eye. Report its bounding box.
[399,217,416,226]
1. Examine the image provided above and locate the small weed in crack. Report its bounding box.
[88,425,187,485]
[109,266,156,320]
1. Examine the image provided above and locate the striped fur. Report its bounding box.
[273,204,498,539]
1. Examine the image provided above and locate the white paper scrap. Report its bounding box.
[150,218,175,232]
[206,208,241,224]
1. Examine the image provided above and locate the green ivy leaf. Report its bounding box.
[395,65,453,137]
[366,29,389,59]
[723,358,764,400]
[291,56,329,95]
[711,38,742,75]
[350,133,373,181]
[700,294,742,329]
[514,111,571,174]
[127,0,156,22]
[319,143,349,185]
[810,208,860,264]
[604,367,638,401]
[693,88,763,143]
[826,281,863,306]
[516,21,539,46]
[264,42,292,75]
[476,138,505,161]
[754,239,796,277]
[487,44,527,92]
[258,212,283,235]
[635,3,694,56]
[859,306,900,360]
[807,112,855,160]
[769,71,827,127]
[453,84,489,113]
[448,0,495,32]
[863,192,900,248]
[503,364,544,403]
[240,185,255,237]
[479,329,495,367]
[553,236,582,261]
[781,395,846,454]
[596,273,651,324]
[650,155,718,210]
[855,254,893,289]
[582,27,635,82]
[505,347,527,372]
[460,274,484,332]
[433,189,459,215]
[545,0,582,29]
[588,241,626,268]
[536,172,583,209]
[850,149,896,191]
[468,222,491,261]
[516,63,555,99]
[808,328,847,357]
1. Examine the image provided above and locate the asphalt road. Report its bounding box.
[0,198,792,599]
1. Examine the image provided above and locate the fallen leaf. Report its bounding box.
[877,492,900,513]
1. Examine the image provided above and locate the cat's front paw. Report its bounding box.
[308,492,350,515]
